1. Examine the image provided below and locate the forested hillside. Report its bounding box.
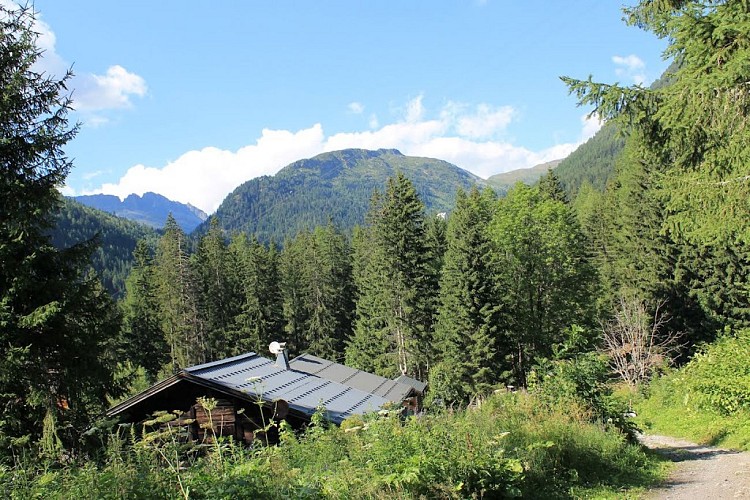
[50,198,158,298]
[554,122,625,195]
[485,159,562,194]
[202,148,483,242]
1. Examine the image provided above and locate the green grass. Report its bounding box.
[634,375,750,450]
[1,391,666,499]
[631,331,750,451]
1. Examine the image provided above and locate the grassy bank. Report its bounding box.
[1,391,666,499]
[634,330,750,450]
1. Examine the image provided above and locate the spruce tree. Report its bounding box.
[154,214,205,370]
[346,174,436,379]
[194,217,238,360]
[0,4,123,451]
[121,239,168,380]
[563,0,750,334]
[431,187,501,403]
[230,234,283,355]
[279,231,310,356]
[280,224,354,359]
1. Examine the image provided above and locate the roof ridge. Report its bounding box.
[184,352,261,373]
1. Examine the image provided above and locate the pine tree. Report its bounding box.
[121,239,168,380]
[194,217,238,360]
[431,187,501,403]
[154,214,205,370]
[346,174,437,379]
[0,4,123,451]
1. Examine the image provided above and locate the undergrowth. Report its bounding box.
[0,390,663,499]
[635,330,750,450]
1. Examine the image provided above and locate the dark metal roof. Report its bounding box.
[394,374,427,393]
[289,353,416,401]
[109,352,392,425]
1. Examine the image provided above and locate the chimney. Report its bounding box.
[269,341,290,370]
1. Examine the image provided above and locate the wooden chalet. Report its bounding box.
[108,344,426,444]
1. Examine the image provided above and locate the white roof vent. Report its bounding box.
[269,341,290,370]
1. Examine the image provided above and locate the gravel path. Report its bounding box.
[639,434,750,499]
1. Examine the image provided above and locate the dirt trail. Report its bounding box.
[639,434,750,499]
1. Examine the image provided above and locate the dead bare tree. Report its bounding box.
[602,296,684,387]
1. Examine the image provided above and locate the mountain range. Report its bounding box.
[53,123,625,298]
[74,192,208,232]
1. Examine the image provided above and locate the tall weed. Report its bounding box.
[2,392,662,499]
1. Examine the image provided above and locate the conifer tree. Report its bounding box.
[346,174,436,379]
[230,234,283,355]
[194,217,238,360]
[155,214,205,370]
[431,187,501,403]
[537,169,568,203]
[279,231,310,356]
[563,0,750,332]
[121,239,167,380]
[280,224,354,359]
[346,221,396,375]
[0,4,123,450]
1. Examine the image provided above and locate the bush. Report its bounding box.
[531,352,638,440]
[681,330,750,415]
[634,330,750,449]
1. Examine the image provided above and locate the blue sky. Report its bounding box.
[14,1,668,213]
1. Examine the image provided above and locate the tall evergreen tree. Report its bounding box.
[154,214,204,370]
[537,169,568,203]
[563,0,750,333]
[194,217,238,360]
[230,234,283,355]
[0,4,123,451]
[280,224,354,360]
[121,239,167,380]
[346,174,437,379]
[279,231,310,356]
[431,187,501,403]
[346,221,394,375]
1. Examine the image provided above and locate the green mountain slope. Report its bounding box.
[485,159,562,194]
[50,198,158,298]
[554,123,625,195]
[204,148,484,241]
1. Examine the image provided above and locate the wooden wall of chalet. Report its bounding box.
[169,397,289,445]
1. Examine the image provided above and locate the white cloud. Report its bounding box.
[580,112,603,141]
[87,96,593,214]
[86,126,326,213]
[0,2,148,122]
[82,169,106,180]
[448,102,515,139]
[405,94,425,122]
[73,65,147,112]
[613,54,647,85]
[347,102,364,114]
